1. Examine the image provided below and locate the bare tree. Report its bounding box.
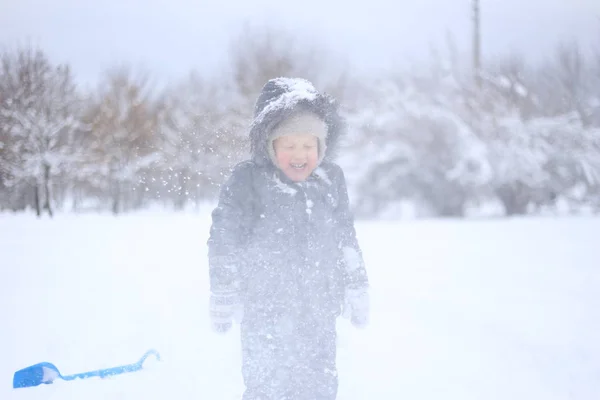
[84,66,160,214]
[224,23,350,124]
[544,43,593,126]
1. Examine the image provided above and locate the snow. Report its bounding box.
[306,198,313,215]
[313,167,332,185]
[342,246,361,273]
[2,211,600,400]
[273,174,298,195]
[41,367,59,383]
[252,78,319,125]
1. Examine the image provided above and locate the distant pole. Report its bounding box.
[473,0,481,88]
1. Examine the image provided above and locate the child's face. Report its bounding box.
[273,133,319,182]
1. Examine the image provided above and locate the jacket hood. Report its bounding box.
[249,77,345,167]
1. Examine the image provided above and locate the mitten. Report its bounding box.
[343,284,370,328]
[209,283,242,334]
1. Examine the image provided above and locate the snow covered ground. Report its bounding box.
[2,211,599,400]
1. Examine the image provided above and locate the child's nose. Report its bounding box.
[292,148,307,158]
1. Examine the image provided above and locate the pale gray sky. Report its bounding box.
[1,0,598,88]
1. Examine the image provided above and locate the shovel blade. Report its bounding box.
[13,362,61,388]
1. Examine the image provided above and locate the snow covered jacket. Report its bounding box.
[207,78,368,319]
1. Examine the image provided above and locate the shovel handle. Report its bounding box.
[12,349,160,388]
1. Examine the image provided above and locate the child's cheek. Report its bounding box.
[276,150,290,167]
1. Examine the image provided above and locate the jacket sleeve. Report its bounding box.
[332,164,369,290]
[207,162,255,291]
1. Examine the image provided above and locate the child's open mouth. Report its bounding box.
[291,163,306,170]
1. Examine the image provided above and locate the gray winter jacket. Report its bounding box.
[207,78,368,319]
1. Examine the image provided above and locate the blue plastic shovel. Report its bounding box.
[13,349,160,389]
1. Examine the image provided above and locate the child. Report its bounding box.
[207,77,370,400]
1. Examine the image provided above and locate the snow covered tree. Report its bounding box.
[0,45,81,216]
[534,45,600,210]
[464,57,549,215]
[593,48,600,126]
[0,118,11,211]
[326,41,600,218]
[344,60,490,218]
[466,47,600,215]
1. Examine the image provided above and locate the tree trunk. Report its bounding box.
[71,188,79,212]
[438,202,465,218]
[43,164,53,218]
[496,183,529,216]
[109,163,120,215]
[425,181,466,218]
[34,184,41,217]
[195,184,202,211]
[111,178,121,215]
[175,171,187,210]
